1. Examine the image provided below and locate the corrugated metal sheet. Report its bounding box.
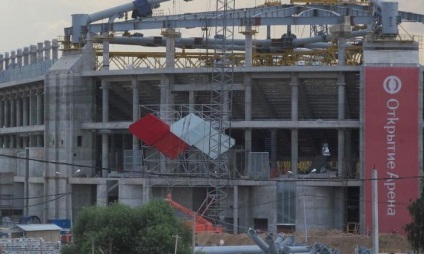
[17,224,62,232]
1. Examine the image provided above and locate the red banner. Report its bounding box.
[364,67,420,234]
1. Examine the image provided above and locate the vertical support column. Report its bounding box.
[244,25,254,67]
[102,32,110,70]
[270,129,277,170]
[16,93,21,127]
[52,39,59,61]
[23,47,29,66]
[4,52,9,70]
[233,185,239,234]
[36,88,43,147]
[44,40,51,61]
[162,28,180,69]
[96,184,108,206]
[30,45,37,64]
[23,92,29,126]
[10,50,16,68]
[189,90,195,113]
[37,89,43,124]
[0,99,3,128]
[17,49,23,68]
[0,54,3,71]
[132,78,140,171]
[142,178,150,204]
[244,75,252,176]
[101,80,109,177]
[338,73,346,177]
[3,95,9,127]
[37,42,44,62]
[290,74,299,174]
[10,94,15,127]
[10,134,15,148]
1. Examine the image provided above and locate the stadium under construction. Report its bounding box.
[0,0,423,236]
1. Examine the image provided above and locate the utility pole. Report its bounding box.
[372,169,379,254]
[173,234,181,254]
[192,214,196,254]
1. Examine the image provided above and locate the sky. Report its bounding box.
[0,0,423,53]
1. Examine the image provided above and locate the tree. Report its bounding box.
[405,192,424,253]
[62,200,191,254]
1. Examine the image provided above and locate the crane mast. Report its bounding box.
[206,0,235,225]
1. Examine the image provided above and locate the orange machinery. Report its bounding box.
[166,194,223,233]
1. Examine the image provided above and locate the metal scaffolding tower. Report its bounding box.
[206,0,236,224]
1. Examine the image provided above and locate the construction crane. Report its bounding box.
[166,194,223,233]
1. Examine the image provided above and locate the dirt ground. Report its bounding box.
[195,230,412,253]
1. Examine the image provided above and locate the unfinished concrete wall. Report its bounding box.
[296,185,345,231]
[72,184,95,222]
[119,184,143,207]
[44,48,96,221]
[251,185,277,233]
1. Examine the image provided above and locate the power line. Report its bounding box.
[0,151,422,184]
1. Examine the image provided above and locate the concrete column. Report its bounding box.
[132,78,140,171]
[23,93,29,126]
[244,75,252,176]
[4,52,9,70]
[290,74,299,174]
[102,33,110,70]
[3,136,8,148]
[142,178,150,204]
[10,95,15,127]
[37,42,44,62]
[52,39,59,61]
[23,47,29,66]
[338,37,346,66]
[96,184,108,206]
[3,96,8,127]
[338,73,346,177]
[10,51,16,68]
[44,40,51,61]
[270,129,277,169]
[233,185,239,234]
[101,80,109,177]
[23,137,29,148]
[189,90,195,113]
[0,100,3,128]
[10,134,15,148]
[163,28,179,69]
[17,49,23,67]
[36,89,43,125]
[244,25,253,67]
[16,95,21,127]
[0,54,3,71]
[29,45,37,64]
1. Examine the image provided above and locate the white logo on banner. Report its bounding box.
[383,76,402,94]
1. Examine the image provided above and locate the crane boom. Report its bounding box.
[166,194,223,233]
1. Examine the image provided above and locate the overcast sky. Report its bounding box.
[0,0,423,53]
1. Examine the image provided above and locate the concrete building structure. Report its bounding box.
[0,0,423,235]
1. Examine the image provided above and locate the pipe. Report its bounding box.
[101,32,364,51]
[247,228,269,254]
[370,0,382,9]
[71,0,171,44]
[281,245,310,253]
[265,234,277,254]
[194,245,263,254]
